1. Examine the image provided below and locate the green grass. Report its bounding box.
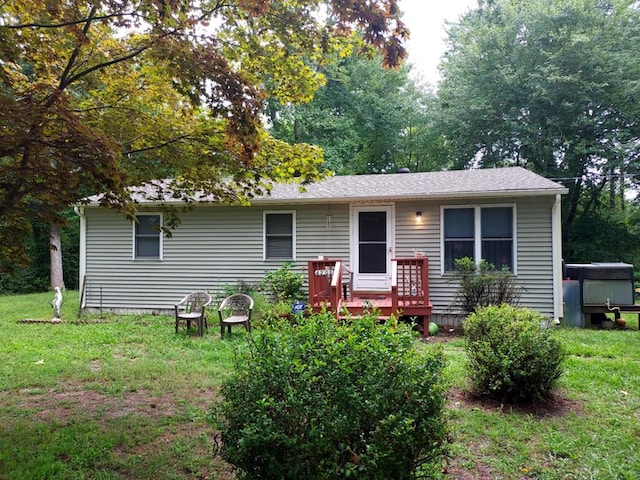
[441,326,640,479]
[0,291,242,480]
[1,292,639,479]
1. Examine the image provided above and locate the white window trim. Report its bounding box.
[263,210,296,261]
[440,204,517,275]
[132,213,163,261]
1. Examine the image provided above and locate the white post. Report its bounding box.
[552,194,564,323]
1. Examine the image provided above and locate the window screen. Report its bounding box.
[443,208,474,271]
[358,211,387,273]
[481,207,513,270]
[443,206,514,272]
[265,213,294,259]
[135,215,161,259]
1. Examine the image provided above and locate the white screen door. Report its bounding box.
[351,205,394,291]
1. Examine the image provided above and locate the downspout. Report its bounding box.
[73,206,87,309]
[552,194,563,323]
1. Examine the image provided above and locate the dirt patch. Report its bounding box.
[421,325,465,343]
[448,387,584,417]
[2,381,236,479]
[441,387,583,478]
[9,381,219,425]
[443,460,497,480]
[20,387,171,423]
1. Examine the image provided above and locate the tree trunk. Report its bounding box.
[50,222,65,289]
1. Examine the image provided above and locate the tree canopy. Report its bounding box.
[269,50,445,175]
[0,0,408,265]
[437,0,640,236]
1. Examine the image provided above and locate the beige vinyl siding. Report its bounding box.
[394,197,555,318]
[83,204,350,313]
[295,204,350,264]
[515,197,555,316]
[83,196,556,317]
[394,200,445,308]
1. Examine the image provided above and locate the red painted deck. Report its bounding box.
[307,258,433,336]
[341,293,393,316]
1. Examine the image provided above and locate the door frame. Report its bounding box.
[350,204,395,292]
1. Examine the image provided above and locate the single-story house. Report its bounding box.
[76,166,568,323]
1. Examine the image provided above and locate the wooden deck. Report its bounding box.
[341,293,393,316]
[307,258,433,336]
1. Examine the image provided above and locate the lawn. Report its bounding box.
[0,291,639,479]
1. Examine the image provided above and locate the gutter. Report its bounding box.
[81,188,570,208]
[249,188,570,205]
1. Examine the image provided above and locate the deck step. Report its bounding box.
[338,315,391,321]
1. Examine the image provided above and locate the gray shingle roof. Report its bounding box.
[256,167,567,204]
[87,166,567,205]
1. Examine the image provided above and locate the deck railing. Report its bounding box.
[307,258,431,333]
[308,259,342,311]
[392,257,431,315]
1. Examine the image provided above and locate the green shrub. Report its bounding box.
[451,257,522,314]
[218,279,260,299]
[464,304,566,403]
[260,262,305,303]
[217,313,448,479]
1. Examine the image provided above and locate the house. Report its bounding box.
[76,167,568,324]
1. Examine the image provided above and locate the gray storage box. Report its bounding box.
[565,262,635,307]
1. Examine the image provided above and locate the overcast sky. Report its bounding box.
[400,0,477,86]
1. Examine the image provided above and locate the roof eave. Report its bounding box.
[84,187,568,207]
[250,188,569,204]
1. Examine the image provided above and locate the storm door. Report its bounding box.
[351,205,394,291]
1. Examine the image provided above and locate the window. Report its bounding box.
[443,208,475,272]
[134,214,162,259]
[442,206,514,272]
[264,212,295,260]
[481,207,513,270]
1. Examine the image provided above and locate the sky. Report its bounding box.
[399,0,478,86]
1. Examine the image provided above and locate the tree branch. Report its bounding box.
[2,11,144,29]
[58,4,98,91]
[123,135,192,155]
[62,43,152,90]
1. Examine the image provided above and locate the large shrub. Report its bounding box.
[218,314,448,479]
[464,304,566,403]
[260,262,305,303]
[451,257,522,314]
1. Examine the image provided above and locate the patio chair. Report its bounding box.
[174,291,212,336]
[218,294,254,338]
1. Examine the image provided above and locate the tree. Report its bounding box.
[437,0,640,239]
[0,0,408,275]
[269,49,445,174]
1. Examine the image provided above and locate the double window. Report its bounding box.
[264,212,295,260]
[134,214,162,259]
[443,206,515,272]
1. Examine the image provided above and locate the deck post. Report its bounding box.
[393,257,433,337]
[308,259,341,313]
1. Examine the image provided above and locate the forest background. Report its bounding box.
[2,0,640,293]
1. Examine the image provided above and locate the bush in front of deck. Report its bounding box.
[218,313,448,480]
[260,262,305,303]
[464,304,566,403]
